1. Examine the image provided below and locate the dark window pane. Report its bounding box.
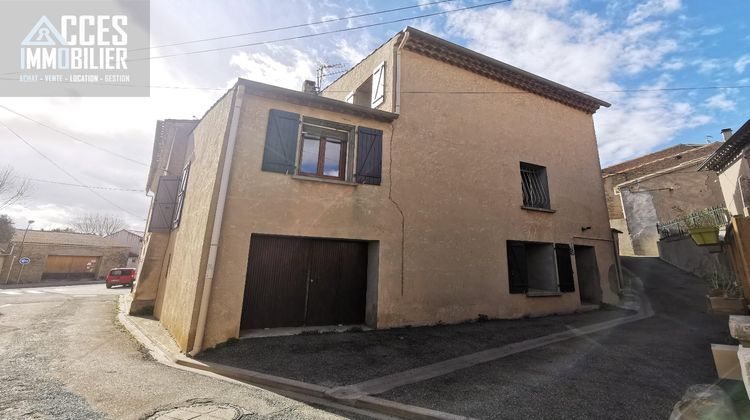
[323,140,341,177]
[301,135,320,174]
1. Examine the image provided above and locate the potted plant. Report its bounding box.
[706,270,747,315]
[685,208,724,246]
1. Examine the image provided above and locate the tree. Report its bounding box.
[0,166,30,210]
[0,214,14,246]
[70,213,125,236]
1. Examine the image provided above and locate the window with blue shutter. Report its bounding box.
[261,109,301,174]
[148,176,180,232]
[355,127,383,185]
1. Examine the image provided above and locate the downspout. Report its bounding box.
[189,84,245,356]
[394,29,409,114]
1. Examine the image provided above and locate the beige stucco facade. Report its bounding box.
[717,156,750,217]
[132,28,621,353]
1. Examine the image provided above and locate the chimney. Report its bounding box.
[721,128,733,141]
[301,80,317,94]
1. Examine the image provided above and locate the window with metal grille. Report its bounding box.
[520,162,550,210]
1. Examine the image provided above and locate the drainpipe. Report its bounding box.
[189,84,244,356]
[394,29,410,114]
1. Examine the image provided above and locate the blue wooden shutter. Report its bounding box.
[261,109,300,174]
[355,127,383,185]
[148,176,180,232]
[555,244,575,292]
[507,241,528,294]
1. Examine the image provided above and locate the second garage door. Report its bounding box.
[241,235,368,330]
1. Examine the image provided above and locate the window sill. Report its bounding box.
[292,174,358,186]
[521,206,556,213]
[526,289,562,297]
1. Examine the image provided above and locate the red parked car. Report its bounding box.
[106,268,136,289]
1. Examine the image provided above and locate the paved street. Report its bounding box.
[380,257,748,419]
[0,284,341,420]
[200,257,750,419]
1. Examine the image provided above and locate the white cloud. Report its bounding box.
[699,26,723,36]
[229,47,317,90]
[735,55,750,73]
[705,92,736,111]
[627,0,682,25]
[662,60,685,70]
[692,58,723,74]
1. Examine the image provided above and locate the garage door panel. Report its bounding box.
[42,255,100,280]
[336,241,368,325]
[305,240,343,326]
[241,236,309,329]
[242,235,368,330]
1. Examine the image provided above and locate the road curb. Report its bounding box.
[173,356,469,419]
[0,279,105,289]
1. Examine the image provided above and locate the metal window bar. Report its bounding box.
[656,205,730,240]
[521,166,550,209]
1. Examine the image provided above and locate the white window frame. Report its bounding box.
[371,62,385,108]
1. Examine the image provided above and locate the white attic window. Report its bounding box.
[371,61,385,108]
[345,91,354,104]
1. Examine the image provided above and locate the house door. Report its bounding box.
[574,245,601,304]
[241,235,368,330]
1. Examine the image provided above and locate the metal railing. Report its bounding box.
[656,205,730,240]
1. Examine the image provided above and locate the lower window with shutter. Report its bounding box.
[507,240,575,295]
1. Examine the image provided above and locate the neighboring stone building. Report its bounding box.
[602,142,724,256]
[131,27,621,354]
[106,229,144,268]
[0,230,129,285]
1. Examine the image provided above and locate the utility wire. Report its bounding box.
[27,178,143,192]
[135,0,463,52]
[0,119,146,219]
[2,76,748,96]
[135,0,513,61]
[0,104,151,168]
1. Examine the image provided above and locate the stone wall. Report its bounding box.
[658,235,730,281]
[0,243,129,285]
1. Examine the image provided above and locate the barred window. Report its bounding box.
[520,162,550,210]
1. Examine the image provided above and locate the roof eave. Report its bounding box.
[402,26,610,113]
[238,79,399,122]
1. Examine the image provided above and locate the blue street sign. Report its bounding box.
[19,257,30,265]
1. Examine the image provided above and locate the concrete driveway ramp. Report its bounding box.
[669,384,738,420]
[145,399,248,420]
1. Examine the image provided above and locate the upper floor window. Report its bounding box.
[261,109,384,185]
[520,162,551,210]
[346,62,385,109]
[299,124,348,180]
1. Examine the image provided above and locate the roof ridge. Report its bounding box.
[603,143,719,177]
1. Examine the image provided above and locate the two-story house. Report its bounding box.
[130,27,620,355]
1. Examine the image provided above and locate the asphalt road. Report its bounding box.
[379,257,747,419]
[0,284,342,420]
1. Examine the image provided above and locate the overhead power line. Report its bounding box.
[27,178,143,192]
[135,0,513,61]
[0,104,150,168]
[136,0,463,52]
[0,119,146,220]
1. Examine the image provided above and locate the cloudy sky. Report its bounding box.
[0,0,748,231]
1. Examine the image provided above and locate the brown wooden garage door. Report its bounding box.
[241,235,368,330]
[42,255,100,280]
